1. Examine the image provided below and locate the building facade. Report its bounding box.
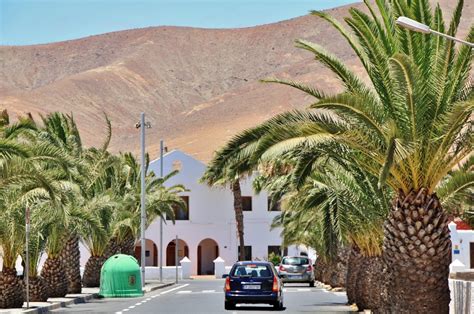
[449,221,474,272]
[137,150,303,276]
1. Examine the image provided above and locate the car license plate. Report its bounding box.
[289,275,302,279]
[243,285,261,290]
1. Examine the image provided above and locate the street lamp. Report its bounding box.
[396,16,474,48]
[159,139,164,283]
[136,113,151,289]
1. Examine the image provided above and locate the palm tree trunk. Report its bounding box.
[104,237,120,259]
[314,258,323,282]
[105,235,136,258]
[232,180,245,261]
[334,247,349,287]
[346,246,361,305]
[41,257,68,297]
[0,267,24,308]
[383,189,450,313]
[82,255,107,287]
[24,276,49,302]
[365,256,387,314]
[59,234,82,293]
[120,234,136,256]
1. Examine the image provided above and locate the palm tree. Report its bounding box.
[80,193,116,288]
[0,154,67,306]
[0,111,62,307]
[262,157,390,310]
[437,155,473,217]
[210,1,472,311]
[211,0,474,313]
[110,153,186,257]
[0,187,29,308]
[21,207,49,302]
[38,112,87,294]
[202,157,251,261]
[79,148,119,287]
[81,151,186,287]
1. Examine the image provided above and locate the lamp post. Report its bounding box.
[25,207,30,309]
[159,139,164,283]
[396,16,474,48]
[136,113,151,289]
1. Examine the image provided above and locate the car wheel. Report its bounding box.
[273,300,283,310]
[225,301,235,310]
[309,281,315,287]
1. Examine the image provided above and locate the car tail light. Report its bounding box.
[306,265,313,272]
[272,276,279,292]
[225,276,231,292]
[279,265,285,272]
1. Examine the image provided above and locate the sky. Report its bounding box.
[0,0,358,46]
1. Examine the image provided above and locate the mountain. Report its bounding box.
[1,1,472,162]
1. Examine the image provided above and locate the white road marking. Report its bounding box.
[128,305,135,309]
[115,312,122,314]
[202,290,215,293]
[151,294,159,298]
[146,298,152,301]
[177,290,192,294]
[123,310,129,312]
[297,288,311,291]
[135,302,142,306]
[160,283,190,295]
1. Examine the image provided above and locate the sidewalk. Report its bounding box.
[0,281,174,314]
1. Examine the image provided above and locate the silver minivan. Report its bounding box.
[278,256,315,287]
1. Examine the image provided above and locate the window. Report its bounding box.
[268,246,288,257]
[242,196,252,211]
[230,264,273,278]
[172,160,182,171]
[237,246,252,261]
[267,198,281,211]
[282,257,310,266]
[167,196,189,220]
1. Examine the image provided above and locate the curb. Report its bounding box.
[22,293,98,314]
[146,282,175,293]
[16,283,174,313]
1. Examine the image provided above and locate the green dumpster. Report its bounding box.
[99,254,144,297]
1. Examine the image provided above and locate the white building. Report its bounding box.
[139,149,308,276]
[449,221,474,272]
[75,149,312,276]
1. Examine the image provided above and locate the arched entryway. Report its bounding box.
[197,238,219,275]
[134,239,158,266]
[166,239,189,266]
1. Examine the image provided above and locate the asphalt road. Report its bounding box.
[52,279,354,314]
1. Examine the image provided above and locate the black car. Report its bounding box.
[224,261,284,310]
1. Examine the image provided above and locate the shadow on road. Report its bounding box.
[229,305,286,311]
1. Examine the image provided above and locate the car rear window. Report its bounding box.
[282,257,309,265]
[230,264,273,278]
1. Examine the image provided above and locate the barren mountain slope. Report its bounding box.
[1,1,472,162]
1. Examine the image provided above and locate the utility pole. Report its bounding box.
[175,235,179,284]
[136,113,151,289]
[25,207,30,309]
[159,140,164,283]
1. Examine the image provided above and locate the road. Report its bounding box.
[52,279,354,313]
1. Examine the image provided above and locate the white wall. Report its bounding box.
[145,150,298,275]
[146,266,182,281]
[449,222,474,271]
